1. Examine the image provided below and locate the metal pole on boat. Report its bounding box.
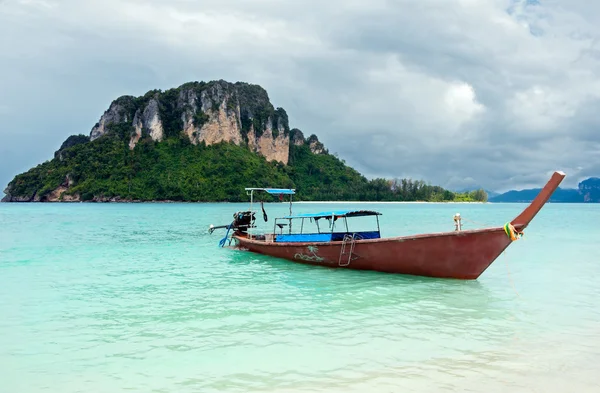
[376,215,380,234]
[288,194,293,234]
[344,217,349,233]
[301,218,304,234]
[331,214,335,235]
[250,190,253,239]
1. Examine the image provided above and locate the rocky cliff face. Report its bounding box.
[247,120,290,164]
[90,100,132,141]
[182,85,243,147]
[85,80,320,165]
[2,175,79,202]
[307,134,326,154]
[291,128,305,146]
[2,186,30,202]
[130,98,164,148]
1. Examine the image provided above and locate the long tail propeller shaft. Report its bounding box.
[208,224,230,234]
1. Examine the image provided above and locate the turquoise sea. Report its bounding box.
[1,201,599,392]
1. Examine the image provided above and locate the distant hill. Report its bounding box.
[489,177,600,203]
[579,177,600,202]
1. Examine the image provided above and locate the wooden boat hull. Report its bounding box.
[231,171,566,280]
[234,228,511,279]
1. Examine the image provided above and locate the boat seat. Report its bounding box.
[331,231,381,241]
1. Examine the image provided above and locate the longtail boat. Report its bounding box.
[209,171,565,279]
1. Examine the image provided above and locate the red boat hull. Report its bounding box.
[235,228,512,279]
[231,171,565,279]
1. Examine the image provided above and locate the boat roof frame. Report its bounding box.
[245,187,296,239]
[281,210,382,220]
[245,187,296,195]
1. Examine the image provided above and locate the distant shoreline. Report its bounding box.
[293,201,486,204]
[1,200,588,204]
[0,198,489,204]
[0,199,501,204]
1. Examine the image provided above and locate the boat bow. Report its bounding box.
[510,171,566,230]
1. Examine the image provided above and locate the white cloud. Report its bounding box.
[509,86,575,130]
[444,82,485,125]
[17,0,56,8]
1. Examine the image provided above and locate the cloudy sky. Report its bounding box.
[1,0,599,194]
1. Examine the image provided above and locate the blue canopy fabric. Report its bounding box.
[282,210,381,219]
[264,188,296,195]
[245,188,296,195]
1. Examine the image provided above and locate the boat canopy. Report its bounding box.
[282,210,382,219]
[245,188,296,195]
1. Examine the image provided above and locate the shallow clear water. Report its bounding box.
[1,202,599,392]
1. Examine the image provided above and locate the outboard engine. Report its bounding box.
[231,211,255,233]
[208,211,256,235]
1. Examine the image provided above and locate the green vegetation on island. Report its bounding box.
[4,133,488,202]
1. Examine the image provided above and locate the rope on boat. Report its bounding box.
[464,218,487,227]
[503,223,524,241]
[261,201,268,222]
[461,217,494,228]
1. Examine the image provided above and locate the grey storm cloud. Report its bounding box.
[1,0,600,195]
